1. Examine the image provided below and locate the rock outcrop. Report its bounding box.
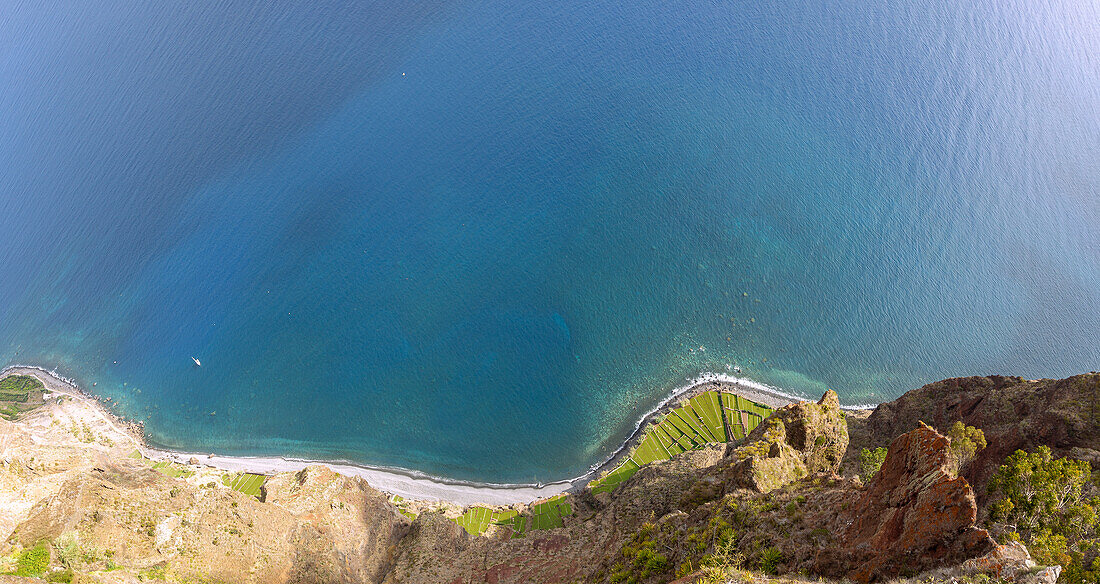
[850,373,1100,499]
[820,424,995,582]
[722,390,848,493]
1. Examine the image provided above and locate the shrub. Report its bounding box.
[946,421,987,473]
[987,446,1100,584]
[53,532,80,568]
[15,541,51,577]
[699,538,743,584]
[758,546,783,575]
[858,447,887,482]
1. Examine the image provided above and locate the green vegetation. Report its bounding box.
[453,495,572,537]
[609,522,672,584]
[151,460,195,479]
[455,506,495,535]
[131,451,266,498]
[858,447,887,482]
[0,374,42,402]
[52,532,80,568]
[221,472,266,498]
[758,546,783,574]
[12,541,51,577]
[946,421,986,472]
[987,446,1100,584]
[389,494,419,520]
[529,494,572,529]
[698,536,744,584]
[453,506,526,537]
[0,403,19,421]
[0,374,46,420]
[590,391,773,494]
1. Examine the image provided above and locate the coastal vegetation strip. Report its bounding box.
[0,374,42,402]
[589,390,773,495]
[448,390,773,537]
[0,374,46,420]
[452,494,573,537]
[128,450,267,498]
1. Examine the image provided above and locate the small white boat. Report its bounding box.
[192,357,202,367]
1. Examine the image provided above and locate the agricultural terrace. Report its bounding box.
[588,390,773,494]
[452,494,572,537]
[0,374,46,421]
[128,451,267,498]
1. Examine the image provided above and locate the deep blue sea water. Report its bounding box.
[1,0,1097,483]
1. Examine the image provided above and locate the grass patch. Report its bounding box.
[11,541,51,577]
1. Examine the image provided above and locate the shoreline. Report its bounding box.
[1,364,808,505]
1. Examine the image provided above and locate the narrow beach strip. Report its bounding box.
[1,364,808,505]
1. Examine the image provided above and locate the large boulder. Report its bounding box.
[819,424,995,581]
[722,390,848,493]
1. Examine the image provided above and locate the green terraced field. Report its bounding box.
[529,495,571,529]
[222,472,267,497]
[455,506,495,534]
[152,460,195,479]
[455,506,533,536]
[0,375,42,403]
[588,390,773,494]
[453,494,573,537]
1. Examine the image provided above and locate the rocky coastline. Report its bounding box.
[2,368,1097,583]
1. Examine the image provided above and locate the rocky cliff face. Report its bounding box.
[722,391,848,493]
[849,373,1100,505]
[4,375,1090,583]
[818,424,994,582]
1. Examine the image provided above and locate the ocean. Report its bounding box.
[1,0,1097,483]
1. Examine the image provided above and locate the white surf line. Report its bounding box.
[2,364,878,504]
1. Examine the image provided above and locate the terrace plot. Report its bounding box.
[691,393,726,441]
[652,426,686,457]
[493,512,528,538]
[455,506,495,535]
[587,390,775,496]
[661,420,701,451]
[589,458,640,494]
[222,472,267,498]
[673,404,716,443]
[529,495,572,530]
[630,430,668,465]
[152,460,195,479]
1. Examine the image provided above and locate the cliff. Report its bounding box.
[3,372,1096,583]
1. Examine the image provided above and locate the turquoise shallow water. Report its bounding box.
[1,0,1098,482]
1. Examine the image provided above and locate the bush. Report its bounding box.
[946,421,987,473]
[987,446,1100,584]
[53,532,81,568]
[858,447,887,482]
[14,541,51,577]
[758,546,783,575]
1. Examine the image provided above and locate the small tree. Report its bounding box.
[858,447,887,482]
[946,421,986,474]
[987,447,1100,583]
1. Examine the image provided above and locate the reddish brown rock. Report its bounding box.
[852,373,1100,499]
[820,424,994,582]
